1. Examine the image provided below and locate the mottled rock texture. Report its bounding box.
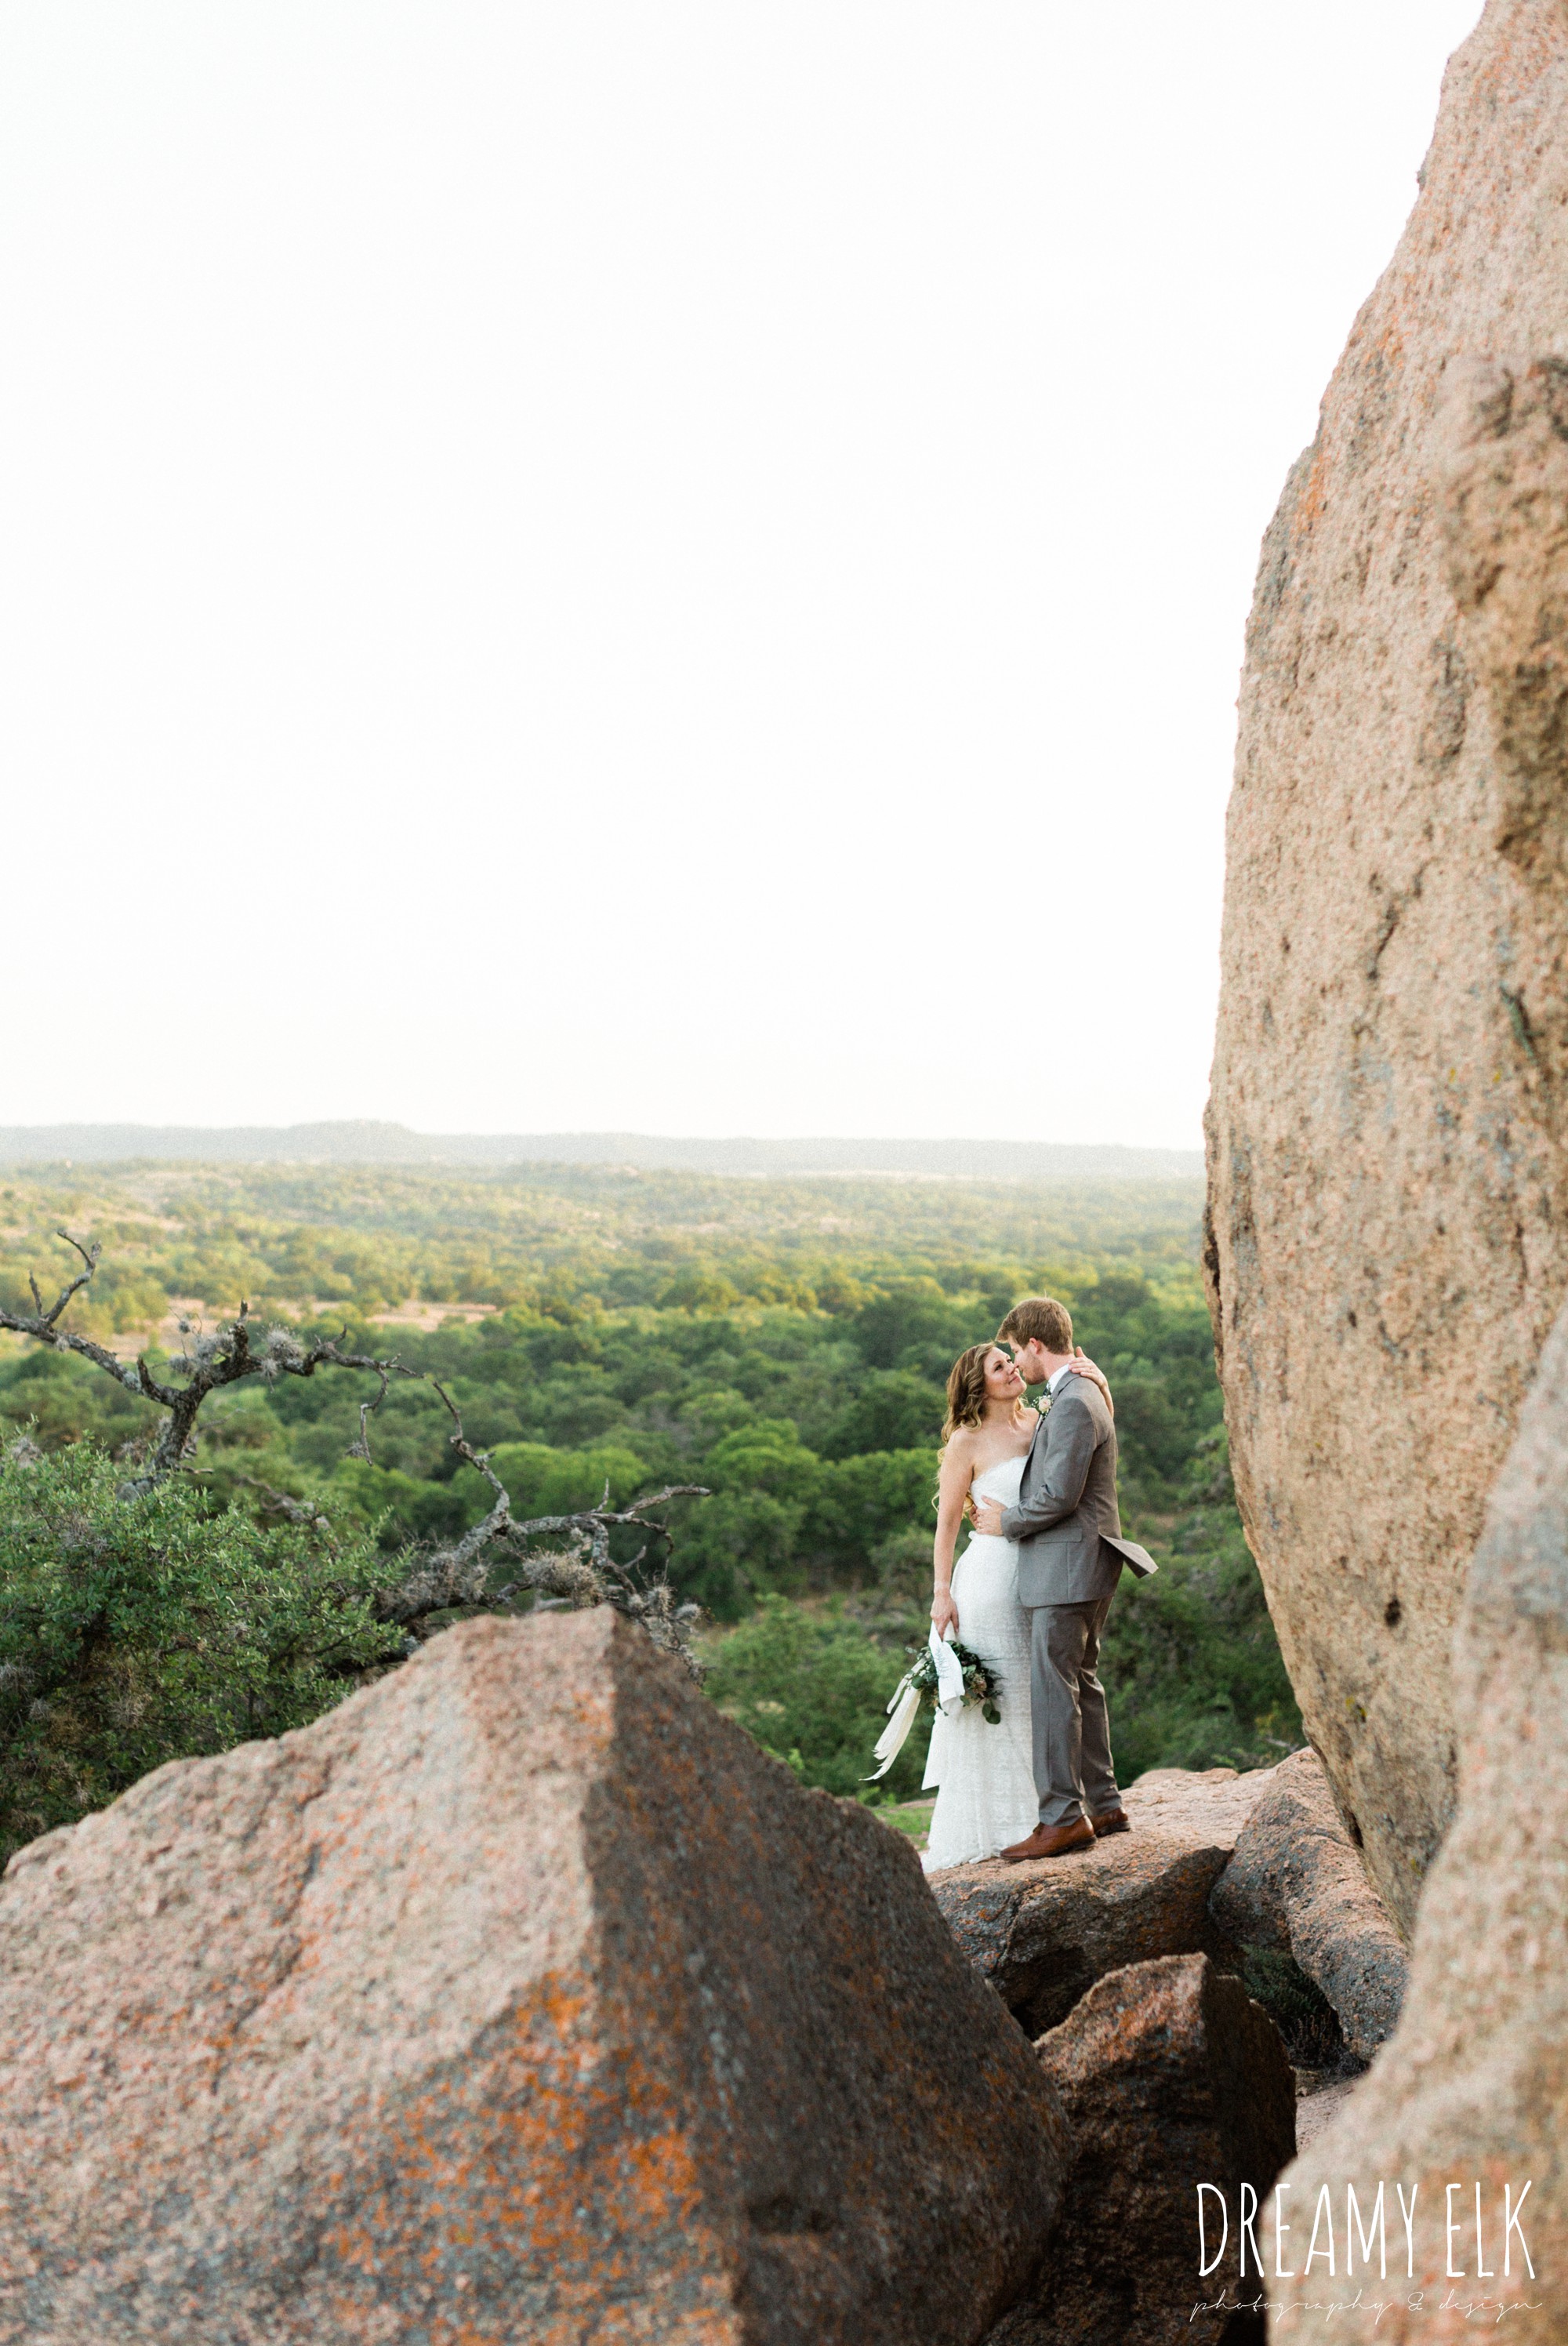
[1292,2072,1359,2155]
[1205,0,1568,1936]
[985,1956,1295,2346]
[1286,1297,1568,2337]
[0,1608,1069,2346]
[1120,1763,1280,1847]
[1210,1749,1408,2061]
[931,1765,1274,2035]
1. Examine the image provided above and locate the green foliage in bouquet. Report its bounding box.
[902,1635,1002,1724]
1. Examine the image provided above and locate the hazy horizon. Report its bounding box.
[0,1119,1203,1180]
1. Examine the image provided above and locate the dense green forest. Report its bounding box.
[0,1162,1300,1850]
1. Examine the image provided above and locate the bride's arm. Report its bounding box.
[931,1439,971,1636]
[1065,1346,1114,1418]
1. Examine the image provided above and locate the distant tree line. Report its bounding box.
[0,1168,1301,1844]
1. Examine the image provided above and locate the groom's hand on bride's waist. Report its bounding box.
[971,1496,1005,1535]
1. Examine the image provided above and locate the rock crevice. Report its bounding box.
[1209,1747,1409,2062]
[986,1954,1296,2346]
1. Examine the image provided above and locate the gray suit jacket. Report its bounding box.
[1000,1376,1156,1606]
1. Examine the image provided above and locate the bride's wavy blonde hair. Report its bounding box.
[942,1342,1005,1444]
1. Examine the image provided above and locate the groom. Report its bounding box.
[970,1295,1156,1861]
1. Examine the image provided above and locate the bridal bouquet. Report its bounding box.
[866,1626,1001,1781]
[902,1636,1002,1724]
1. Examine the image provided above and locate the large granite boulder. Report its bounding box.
[986,1956,1295,2346]
[931,1765,1275,2035]
[0,1608,1070,2346]
[1210,1749,1408,2061]
[1203,0,1568,1937]
[1286,1298,1568,2337]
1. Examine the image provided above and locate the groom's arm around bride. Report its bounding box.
[969,1338,1158,1593]
[967,1331,1125,1592]
[994,1377,1110,1585]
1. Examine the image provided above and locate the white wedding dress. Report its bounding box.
[921,1452,1040,1872]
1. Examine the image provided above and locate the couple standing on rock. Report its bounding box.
[922,1295,1156,1873]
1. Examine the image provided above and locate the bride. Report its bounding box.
[921,1338,1113,1872]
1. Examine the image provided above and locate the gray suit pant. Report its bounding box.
[1028,1596,1120,1828]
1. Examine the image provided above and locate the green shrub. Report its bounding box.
[818,1370,944,1461]
[328,1458,474,1545]
[703,1420,824,1505]
[669,1491,804,1619]
[0,1446,405,1865]
[1241,1946,1347,2069]
[484,1440,651,1517]
[0,1346,157,1453]
[802,1450,939,1575]
[702,1594,931,1800]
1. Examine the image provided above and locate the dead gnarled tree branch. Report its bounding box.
[1,1232,414,1491]
[2,1236,714,1672]
[376,1382,710,1676]
[0,1230,151,1403]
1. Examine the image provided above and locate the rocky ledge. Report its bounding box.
[927,1752,1407,2074]
[0,1619,1416,2344]
[926,1764,1277,2035]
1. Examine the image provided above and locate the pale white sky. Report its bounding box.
[1,2,1483,1146]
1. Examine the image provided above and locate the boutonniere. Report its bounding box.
[1033,1394,1052,1419]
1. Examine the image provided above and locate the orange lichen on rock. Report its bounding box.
[0,1610,1069,2344]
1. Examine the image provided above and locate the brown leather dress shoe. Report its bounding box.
[1091,1807,1131,1836]
[999,1816,1096,1862]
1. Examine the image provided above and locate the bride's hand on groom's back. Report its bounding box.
[1066,1346,1113,1414]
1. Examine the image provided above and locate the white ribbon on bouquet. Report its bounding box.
[865,1625,967,1781]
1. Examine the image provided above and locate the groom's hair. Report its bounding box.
[996,1296,1073,1353]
